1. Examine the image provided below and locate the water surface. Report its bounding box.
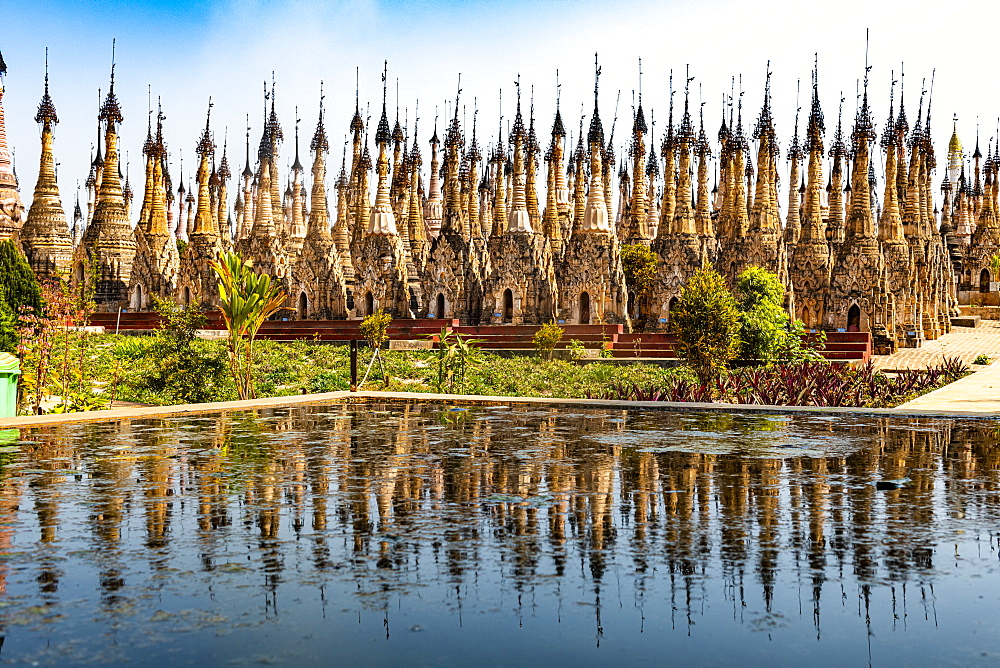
[0,403,998,665]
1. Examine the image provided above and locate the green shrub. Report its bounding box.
[671,265,741,384]
[533,322,564,360]
[974,354,991,365]
[735,266,787,362]
[151,299,228,403]
[566,339,587,361]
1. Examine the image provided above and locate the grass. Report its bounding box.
[21,332,971,413]
[61,334,694,407]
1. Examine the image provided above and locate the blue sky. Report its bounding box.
[1,0,993,214]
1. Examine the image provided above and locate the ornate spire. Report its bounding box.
[375,61,392,145]
[22,49,72,276]
[587,53,604,146]
[34,51,58,129]
[368,62,397,235]
[292,106,304,173]
[192,98,216,236]
[307,84,332,241]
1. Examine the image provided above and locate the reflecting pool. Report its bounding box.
[0,403,999,664]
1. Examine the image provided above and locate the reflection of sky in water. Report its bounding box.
[587,415,866,459]
[0,403,997,664]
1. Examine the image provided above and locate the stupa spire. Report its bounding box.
[21,47,72,276]
[368,61,397,235]
[307,83,331,240]
[191,98,216,236]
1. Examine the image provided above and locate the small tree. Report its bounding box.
[211,251,287,400]
[359,309,392,387]
[432,327,483,393]
[0,239,43,354]
[735,266,788,362]
[533,322,564,361]
[990,253,1000,285]
[621,243,658,298]
[671,265,741,384]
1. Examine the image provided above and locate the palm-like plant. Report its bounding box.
[211,251,287,400]
[990,253,1000,286]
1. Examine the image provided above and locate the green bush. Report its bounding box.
[533,322,564,360]
[735,266,789,362]
[671,265,741,384]
[566,339,587,361]
[974,354,991,365]
[122,299,230,404]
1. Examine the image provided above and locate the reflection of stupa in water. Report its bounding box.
[3,404,999,651]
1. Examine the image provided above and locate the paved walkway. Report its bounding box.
[897,356,1000,413]
[872,320,1000,370]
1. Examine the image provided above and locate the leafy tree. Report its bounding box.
[621,243,658,299]
[0,240,42,353]
[671,265,741,384]
[0,298,15,354]
[735,266,788,362]
[211,251,287,400]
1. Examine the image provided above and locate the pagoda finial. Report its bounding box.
[375,60,391,144]
[882,70,896,150]
[587,54,604,145]
[197,97,214,157]
[292,105,304,170]
[788,78,802,160]
[638,56,643,107]
[35,47,58,127]
[805,55,825,152]
[311,81,329,154]
[99,40,123,125]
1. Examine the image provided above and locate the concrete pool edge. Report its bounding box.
[2,388,998,429]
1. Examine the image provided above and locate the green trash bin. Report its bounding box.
[0,352,20,418]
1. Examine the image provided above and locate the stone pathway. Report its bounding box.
[897,357,1000,414]
[872,320,1000,370]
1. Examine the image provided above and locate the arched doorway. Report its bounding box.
[579,291,591,324]
[298,292,308,319]
[365,292,375,316]
[502,289,514,323]
[183,287,191,305]
[627,291,636,319]
[75,262,85,286]
[981,268,991,293]
[436,293,445,319]
[132,284,143,310]
[847,304,861,332]
[667,296,678,328]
